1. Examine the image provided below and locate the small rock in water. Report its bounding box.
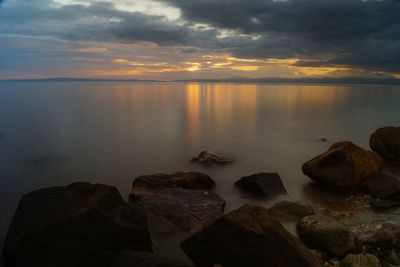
[235,172,288,198]
[319,138,329,142]
[129,171,215,202]
[364,171,400,199]
[297,215,361,257]
[302,141,383,190]
[267,200,315,221]
[339,253,381,267]
[181,204,321,267]
[138,188,225,234]
[112,251,192,267]
[191,150,233,166]
[370,126,400,161]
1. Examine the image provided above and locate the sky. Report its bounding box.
[0,0,400,80]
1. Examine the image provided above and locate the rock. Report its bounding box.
[339,253,381,267]
[181,204,321,267]
[380,250,400,266]
[267,200,315,221]
[363,224,400,252]
[364,171,400,199]
[138,188,225,234]
[129,171,215,202]
[191,150,233,166]
[302,141,382,189]
[297,215,361,257]
[3,182,152,267]
[370,197,400,209]
[234,173,288,198]
[370,126,400,161]
[112,251,192,267]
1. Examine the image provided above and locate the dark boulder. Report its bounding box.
[370,126,400,161]
[138,188,225,234]
[267,200,315,221]
[364,171,400,199]
[191,151,233,166]
[362,224,400,252]
[112,251,192,267]
[234,173,288,198]
[129,171,215,202]
[297,215,361,257]
[302,141,382,189]
[339,253,381,267]
[3,182,152,267]
[370,197,400,209]
[181,204,321,267]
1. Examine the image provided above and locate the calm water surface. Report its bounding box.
[0,82,399,257]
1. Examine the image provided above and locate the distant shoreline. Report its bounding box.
[1,77,400,86]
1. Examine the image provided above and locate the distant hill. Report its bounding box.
[1,77,400,85]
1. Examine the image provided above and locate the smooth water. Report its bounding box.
[0,82,399,254]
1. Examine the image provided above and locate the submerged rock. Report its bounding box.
[267,200,315,221]
[370,126,400,161]
[363,224,400,252]
[302,141,382,189]
[234,172,288,198]
[138,188,225,234]
[339,253,381,267]
[129,171,215,202]
[364,171,400,199]
[3,182,152,267]
[191,150,233,166]
[181,204,321,267]
[112,251,192,267]
[297,215,361,257]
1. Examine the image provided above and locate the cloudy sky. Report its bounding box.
[0,0,399,79]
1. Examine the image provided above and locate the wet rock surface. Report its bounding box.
[3,182,152,267]
[112,251,192,267]
[191,150,233,166]
[302,141,382,189]
[181,204,320,267]
[339,253,381,267]
[138,188,225,234]
[297,215,361,257]
[129,171,215,202]
[234,172,288,198]
[267,200,315,221]
[361,224,400,252]
[370,126,400,161]
[365,171,400,199]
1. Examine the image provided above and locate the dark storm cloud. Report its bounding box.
[159,0,400,72]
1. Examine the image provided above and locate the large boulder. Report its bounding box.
[364,171,400,199]
[191,151,233,166]
[112,251,192,267]
[340,253,381,267]
[267,200,315,221]
[138,188,225,234]
[181,205,321,267]
[297,215,361,257]
[302,141,382,189]
[129,171,215,202]
[3,182,152,267]
[370,126,400,161]
[234,173,288,198]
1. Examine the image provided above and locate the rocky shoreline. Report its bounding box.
[2,126,400,267]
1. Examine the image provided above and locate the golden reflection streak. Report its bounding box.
[186,84,201,146]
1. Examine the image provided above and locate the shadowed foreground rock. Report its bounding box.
[3,182,152,267]
[138,188,225,234]
[267,200,315,221]
[297,215,361,257]
[370,126,400,161]
[129,171,215,202]
[234,172,288,198]
[191,151,233,166]
[112,251,192,267]
[340,253,381,267]
[302,141,382,189]
[181,205,320,267]
[362,224,400,252]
